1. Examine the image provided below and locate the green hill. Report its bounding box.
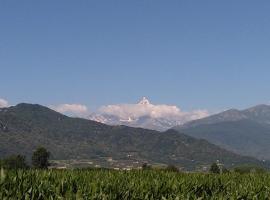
[0,103,265,170]
[174,105,270,160]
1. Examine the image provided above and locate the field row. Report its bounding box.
[1,169,270,199]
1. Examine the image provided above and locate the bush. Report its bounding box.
[209,163,220,174]
[1,155,28,170]
[165,165,179,172]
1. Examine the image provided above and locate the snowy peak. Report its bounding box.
[138,97,151,105]
[88,97,209,131]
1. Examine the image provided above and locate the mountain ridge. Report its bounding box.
[0,103,264,170]
[174,104,270,160]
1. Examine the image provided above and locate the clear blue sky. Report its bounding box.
[1,0,270,111]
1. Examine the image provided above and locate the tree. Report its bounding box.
[209,163,220,174]
[1,155,28,170]
[32,147,50,169]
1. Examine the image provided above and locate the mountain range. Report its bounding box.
[89,113,181,132]
[174,104,270,160]
[89,100,270,161]
[89,97,206,131]
[0,103,263,170]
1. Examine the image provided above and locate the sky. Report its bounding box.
[1,0,270,117]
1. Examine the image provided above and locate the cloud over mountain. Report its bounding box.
[90,97,209,131]
[100,97,208,120]
[50,104,88,116]
[0,98,9,108]
[48,98,209,130]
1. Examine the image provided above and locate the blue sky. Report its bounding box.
[1,1,270,112]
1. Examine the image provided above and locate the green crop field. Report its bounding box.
[1,169,270,200]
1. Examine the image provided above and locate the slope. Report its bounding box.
[0,103,264,169]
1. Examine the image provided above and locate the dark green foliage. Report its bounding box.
[0,155,28,170]
[32,147,50,169]
[210,163,220,174]
[0,103,265,170]
[165,165,179,172]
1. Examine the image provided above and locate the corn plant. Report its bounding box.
[1,169,270,199]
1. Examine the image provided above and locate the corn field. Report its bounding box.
[1,169,270,200]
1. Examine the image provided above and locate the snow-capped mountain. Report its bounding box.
[89,113,182,131]
[89,97,208,131]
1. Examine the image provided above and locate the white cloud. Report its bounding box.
[51,104,89,116]
[0,98,9,108]
[98,97,209,122]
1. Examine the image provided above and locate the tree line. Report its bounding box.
[1,148,266,174]
[0,147,50,170]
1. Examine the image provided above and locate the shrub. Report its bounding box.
[1,155,28,170]
[165,165,179,172]
[209,163,220,174]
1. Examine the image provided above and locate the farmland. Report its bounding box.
[1,169,270,199]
